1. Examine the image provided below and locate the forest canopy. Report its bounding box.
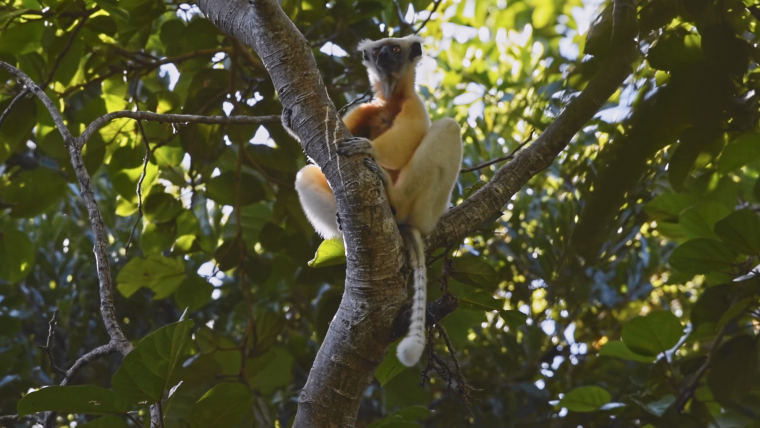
[0,0,759,427]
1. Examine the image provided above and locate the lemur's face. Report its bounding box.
[363,41,422,77]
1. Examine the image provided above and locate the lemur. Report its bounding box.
[290,35,463,367]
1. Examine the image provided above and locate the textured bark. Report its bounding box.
[196,1,407,427]
[195,0,639,425]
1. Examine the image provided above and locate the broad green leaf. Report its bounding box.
[2,167,67,219]
[0,229,35,282]
[192,383,253,427]
[175,273,213,312]
[669,238,737,275]
[714,209,760,255]
[719,132,760,173]
[647,30,702,71]
[141,220,177,255]
[375,340,407,386]
[622,311,683,356]
[144,192,183,223]
[17,386,127,416]
[78,415,129,428]
[112,319,194,405]
[558,386,611,412]
[247,347,294,395]
[678,201,731,240]
[0,315,21,337]
[116,255,186,298]
[0,21,44,54]
[644,193,698,221]
[451,256,498,289]
[308,238,346,268]
[598,340,656,363]
[707,335,758,403]
[717,297,753,328]
[205,171,265,207]
[631,394,675,417]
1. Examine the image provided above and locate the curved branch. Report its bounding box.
[0,60,132,355]
[427,0,638,251]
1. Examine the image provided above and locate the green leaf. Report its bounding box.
[116,256,187,299]
[669,238,738,275]
[707,334,758,403]
[621,311,683,356]
[78,415,129,428]
[647,30,702,71]
[450,256,498,289]
[0,229,35,282]
[0,21,44,54]
[2,167,67,218]
[308,238,346,268]
[719,132,760,173]
[375,340,407,386]
[644,193,698,221]
[0,315,21,337]
[714,209,760,255]
[143,192,183,223]
[247,347,294,395]
[558,386,612,412]
[112,319,194,405]
[192,383,253,427]
[717,297,753,328]
[141,220,177,255]
[367,405,429,427]
[17,385,128,416]
[598,340,656,363]
[678,201,732,240]
[205,171,265,207]
[175,273,213,312]
[631,394,675,417]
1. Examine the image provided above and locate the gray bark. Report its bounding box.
[196,0,639,426]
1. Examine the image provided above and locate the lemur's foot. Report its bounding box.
[337,137,373,157]
[363,158,392,188]
[336,212,342,232]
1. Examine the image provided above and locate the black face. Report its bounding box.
[365,42,422,76]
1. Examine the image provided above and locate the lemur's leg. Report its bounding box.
[294,165,341,239]
[392,119,463,234]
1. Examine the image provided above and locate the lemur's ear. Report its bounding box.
[362,50,369,61]
[409,42,422,60]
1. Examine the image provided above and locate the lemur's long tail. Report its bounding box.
[396,227,427,367]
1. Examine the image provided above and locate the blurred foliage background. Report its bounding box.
[1,0,760,426]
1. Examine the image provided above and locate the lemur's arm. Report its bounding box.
[369,99,430,170]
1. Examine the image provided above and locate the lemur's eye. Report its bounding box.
[372,49,380,56]
[392,46,401,53]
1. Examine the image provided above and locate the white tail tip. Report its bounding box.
[396,336,425,367]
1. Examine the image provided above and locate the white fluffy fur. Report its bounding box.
[295,166,341,239]
[396,227,427,367]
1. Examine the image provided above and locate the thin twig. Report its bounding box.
[37,311,66,375]
[413,0,442,35]
[337,86,373,115]
[125,412,146,428]
[41,16,89,91]
[0,87,30,131]
[78,110,280,149]
[460,129,535,173]
[124,120,150,256]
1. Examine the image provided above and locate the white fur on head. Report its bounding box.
[356,35,425,83]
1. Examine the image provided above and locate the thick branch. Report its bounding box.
[427,0,638,250]
[197,1,405,427]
